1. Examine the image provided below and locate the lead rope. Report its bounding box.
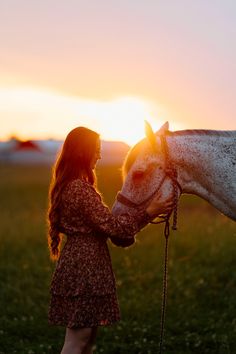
[161,135,178,352]
[152,135,179,353]
[157,189,178,354]
[159,220,170,354]
[153,195,178,354]
[150,186,178,354]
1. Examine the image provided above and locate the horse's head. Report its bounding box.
[112,121,181,217]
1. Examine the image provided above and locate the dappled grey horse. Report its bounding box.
[112,122,236,223]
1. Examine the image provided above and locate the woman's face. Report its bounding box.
[90,138,101,169]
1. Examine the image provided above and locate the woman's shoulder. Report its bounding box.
[64,178,99,199]
[68,178,86,188]
[66,178,92,192]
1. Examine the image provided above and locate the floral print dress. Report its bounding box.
[48,178,150,328]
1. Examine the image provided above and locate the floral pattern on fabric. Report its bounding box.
[49,293,120,329]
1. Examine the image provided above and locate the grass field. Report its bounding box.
[0,164,236,354]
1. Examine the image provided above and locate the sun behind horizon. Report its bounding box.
[97,97,161,146]
[0,87,165,146]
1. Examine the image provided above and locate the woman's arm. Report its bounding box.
[68,179,151,246]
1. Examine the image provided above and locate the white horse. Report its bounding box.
[112,122,236,222]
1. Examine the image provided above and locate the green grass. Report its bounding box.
[0,164,236,353]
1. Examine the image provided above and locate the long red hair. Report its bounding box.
[47,127,100,260]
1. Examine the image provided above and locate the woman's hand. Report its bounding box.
[146,190,175,218]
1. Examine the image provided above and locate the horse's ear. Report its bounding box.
[145,120,158,152]
[156,121,169,135]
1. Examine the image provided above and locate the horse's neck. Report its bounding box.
[168,132,236,220]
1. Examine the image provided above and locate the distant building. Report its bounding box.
[0,139,130,166]
[0,139,62,165]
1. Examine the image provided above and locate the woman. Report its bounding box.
[48,127,174,354]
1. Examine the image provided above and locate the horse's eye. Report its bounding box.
[132,170,145,180]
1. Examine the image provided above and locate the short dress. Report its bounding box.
[48,178,150,328]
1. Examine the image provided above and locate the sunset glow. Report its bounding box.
[0,87,178,145]
[0,1,235,146]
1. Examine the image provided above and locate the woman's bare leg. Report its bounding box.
[82,327,98,354]
[61,327,93,354]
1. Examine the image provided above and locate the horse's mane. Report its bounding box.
[171,129,236,137]
[122,139,146,178]
[123,129,236,177]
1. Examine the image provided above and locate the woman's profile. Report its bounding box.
[47,126,173,354]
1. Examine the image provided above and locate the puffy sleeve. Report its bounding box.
[68,179,151,247]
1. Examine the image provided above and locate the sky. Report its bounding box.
[0,0,235,145]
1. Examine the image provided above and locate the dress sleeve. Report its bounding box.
[69,179,151,247]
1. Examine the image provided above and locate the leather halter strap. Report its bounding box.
[116,173,167,209]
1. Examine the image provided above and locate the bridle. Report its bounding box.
[115,133,182,354]
[116,133,182,232]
